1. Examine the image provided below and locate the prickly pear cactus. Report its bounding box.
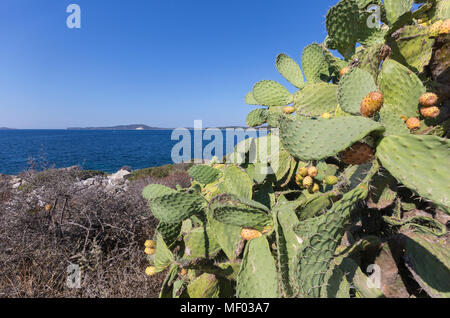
[142,0,450,299]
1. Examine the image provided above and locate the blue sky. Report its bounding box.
[0,0,335,129]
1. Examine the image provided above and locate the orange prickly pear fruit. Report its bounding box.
[439,19,450,35]
[241,228,262,241]
[360,91,384,117]
[420,106,440,118]
[283,106,295,114]
[308,166,318,177]
[303,176,313,188]
[339,142,374,165]
[419,92,438,107]
[339,67,351,77]
[406,117,421,131]
[45,204,52,212]
[180,269,188,276]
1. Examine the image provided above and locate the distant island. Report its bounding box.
[67,124,265,130]
[0,127,16,130]
[67,125,173,130]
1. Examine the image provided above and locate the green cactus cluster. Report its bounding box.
[142,0,450,298]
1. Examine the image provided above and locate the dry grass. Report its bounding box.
[0,165,191,298]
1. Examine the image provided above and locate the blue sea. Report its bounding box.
[0,129,266,175]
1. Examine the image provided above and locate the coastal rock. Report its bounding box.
[10,177,23,189]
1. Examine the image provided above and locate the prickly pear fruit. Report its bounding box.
[180,268,188,276]
[262,225,273,234]
[339,142,374,165]
[419,93,438,107]
[298,167,309,177]
[429,20,444,37]
[145,247,156,255]
[145,266,157,276]
[360,91,384,118]
[339,67,351,77]
[295,173,304,187]
[308,166,318,177]
[283,106,296,114]
[324,175,338,185]
[145,240,156,248]
[303,176,313,188]
[311,183,320,193]
[44,204,52,212]
[420,106,440,118]
[321,112,332,119]
[241,228,262,241]
[406,117,421,130]
[439,19,450,35]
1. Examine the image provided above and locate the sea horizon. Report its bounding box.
[0,129,267,175]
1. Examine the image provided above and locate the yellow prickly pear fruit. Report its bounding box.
[439,19,450,35]
[303,176,313,188]
[420,106,440,118]
[44,204,52,212]
[419,92,438,107]
[339,67,351,77]
[283,106,296,114]
[308,166,318,177]
[241,228,262,241]
[360,91,384,117]
[145,266,157,276]
[144,240,156,248]
[321,112,332,119]
[339,142,374,165]
[406,117,421,130]
[180,269,188,276]
[429,20,443,37]
[262,225,273,234]
[311,183,320,193]
[295,173,304,187]
[145,247,156,255]
[324,175,338,186]
[298,167,309,177]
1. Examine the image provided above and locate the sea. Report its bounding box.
[0,129,267,175]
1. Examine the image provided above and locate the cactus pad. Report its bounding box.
[246,108,268,127]
[276,53,304,88]
[252,80,293,106]
[280,116,385,161]
[294,82,338,117]
[378,59,426,118]
[149,192,205,224]
[338,68,378,115]
[302,43,327,83]
[189,165,222,185]
[236,236,279,298]
[326,0,360,57]
[377,135,450,214]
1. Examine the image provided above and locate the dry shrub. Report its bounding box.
[0,165,191,298]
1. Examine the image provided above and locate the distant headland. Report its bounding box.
[0,127,16,130]
[66,124,264,130]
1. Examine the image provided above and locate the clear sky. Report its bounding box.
[0,0,335,129]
